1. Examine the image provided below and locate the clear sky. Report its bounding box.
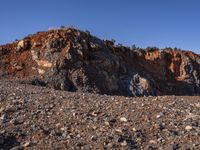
[0,0,200,54]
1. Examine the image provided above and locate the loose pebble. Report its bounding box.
[185,126,193,131]
[120,117,127,122]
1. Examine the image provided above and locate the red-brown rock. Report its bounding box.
[0,28,199,96]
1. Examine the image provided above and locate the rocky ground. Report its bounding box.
[0,80,200,150]
[1,27,200,150]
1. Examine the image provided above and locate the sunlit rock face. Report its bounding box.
[0,28,200,96]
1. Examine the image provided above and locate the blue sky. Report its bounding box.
[0,0,200,54]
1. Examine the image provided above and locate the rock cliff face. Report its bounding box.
[0,28,200,96]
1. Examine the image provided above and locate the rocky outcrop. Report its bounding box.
[0,28,200,96]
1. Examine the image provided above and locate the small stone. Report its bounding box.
[72,112,77,117]
[91,111,98,117]
[10,146,23,150]
[156,112,164,118]
[104,121,110,126]
[107,143,113,147]
[56,123,61,127]
[149,140,157,144]
[92,126,97,130]
[91,136,97,141]
[49,104,54,109]
[185,126,193,131]
[157,137,164,143]
[61,127,66,131]
[38,69,45,75]
[0,107,4,113]
[15,65,23,71]
[115,128,122,133]
[132,127,137,132]
[23,141,31,147]
[76,134,81,138]
[13,117,24,125]
[120,141,127,146]
[0,113,7,123]
[120,117,127,122]
[195,103,200,108]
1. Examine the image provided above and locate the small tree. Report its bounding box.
[174,47,181,51]
[160,51,167,59]
[146,46,159,52]
[60,25,65,29]
[111,39,116,44]
[131,44,137,50]
[85,30,90,35]
[117,43,123,47]
[165,47,173,50]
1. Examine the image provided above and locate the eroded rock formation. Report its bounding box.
[0,28,200,96]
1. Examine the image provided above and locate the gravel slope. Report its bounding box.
[0,80,200,150]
